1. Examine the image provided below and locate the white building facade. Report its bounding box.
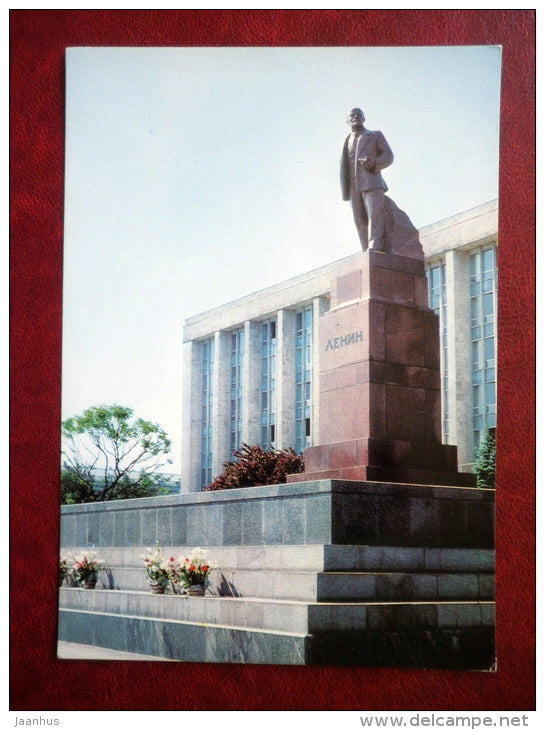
[181,200,498,493]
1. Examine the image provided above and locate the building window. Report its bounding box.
[260,319,276,448]
[230,329,244,454]
[295,306,313,453]
[426,263,449,441]
[469,246,497,454]
[200,338,214,487]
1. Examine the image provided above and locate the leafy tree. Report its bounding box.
[61,404,172,503]
[474,429,496,489]
[60,469,96,505]
[203,443,304,491]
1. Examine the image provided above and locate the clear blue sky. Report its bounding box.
[62,46,501,473]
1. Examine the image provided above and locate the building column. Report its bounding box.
[276,309,296,449]
[212,330,231,478]
[242,320,261,447]
[444,248,473,471]
[313,296,329,446]
[180,339,202,493]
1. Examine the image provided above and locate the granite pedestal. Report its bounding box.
[288,249,474,486]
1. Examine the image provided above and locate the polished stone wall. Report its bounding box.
[60,479,494,550]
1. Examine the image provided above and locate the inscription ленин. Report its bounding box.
[325,330,363,351]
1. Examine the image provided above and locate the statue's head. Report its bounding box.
[347,108,365,125]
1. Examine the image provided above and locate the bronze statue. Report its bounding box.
[340,108,394,252]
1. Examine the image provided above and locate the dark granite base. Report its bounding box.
[307,628,495,669]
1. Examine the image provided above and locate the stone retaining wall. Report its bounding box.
[60,479,494,550]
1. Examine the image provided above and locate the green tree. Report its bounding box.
[61,404,172,503]
[474,429,496,489]
[203,443,304,491]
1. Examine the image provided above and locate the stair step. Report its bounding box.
[58,602,495,668]
[59,588,494,634]
[58,607,308,665]
[62,545,494,574]
[85,565,493,601]
[212,569,494,601]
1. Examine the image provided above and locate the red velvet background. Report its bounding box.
[10,10,535,711]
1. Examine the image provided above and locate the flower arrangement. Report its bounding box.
[140,545,173,589]
[140,545,217,595]
[173,547,217,592]
[70,550,104,586]
[59,556,69,586]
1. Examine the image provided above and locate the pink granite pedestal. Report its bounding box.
[288,249,475,486]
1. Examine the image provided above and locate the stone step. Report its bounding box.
[210,569,494,602]
[58,600,495,668]
[59,587,495,634]
[85,565,494,601]
[58,606,309,665]
[57,640,175,661]
[62,544,494,574]
[288,465,477,488]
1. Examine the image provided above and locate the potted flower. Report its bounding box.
[59,556,69,587]
[141,545,173,594]
[174,547,216,596]
[70,550,104,589]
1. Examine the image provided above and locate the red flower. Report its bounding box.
[202,566,209,573]
[189,565,196,572]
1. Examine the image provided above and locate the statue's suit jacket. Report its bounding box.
[340,128,394,201]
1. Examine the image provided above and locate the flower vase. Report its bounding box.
[150,583,166,594]
[188,584,205,597]
[83,577,97,590]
